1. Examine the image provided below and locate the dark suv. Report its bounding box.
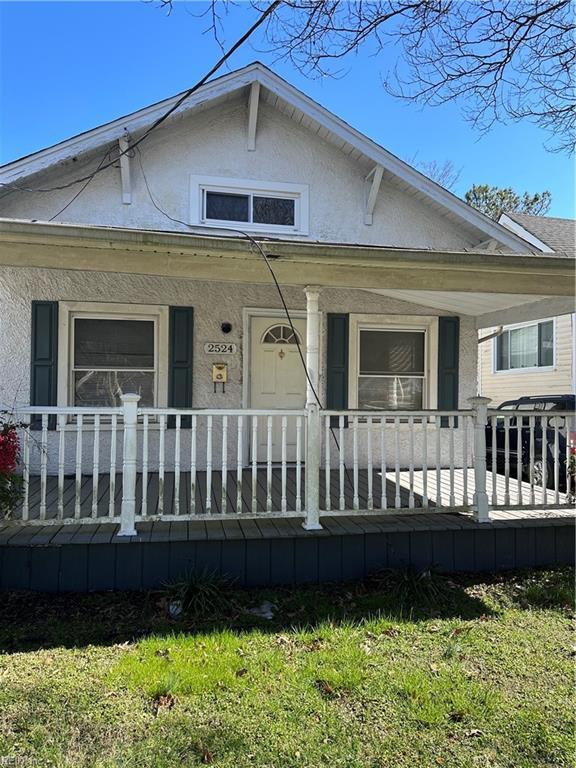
[486,394,576,491]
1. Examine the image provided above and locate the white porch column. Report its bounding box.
[119,393,140,537]
[304,286,321,406]
[303,285,322,530]
[468,395,492,524]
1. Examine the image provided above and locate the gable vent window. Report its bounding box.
[191,176,309,235]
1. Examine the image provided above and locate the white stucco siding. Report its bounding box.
[0,266,476,408]
[0,99,481,251]
[0,266,476,474]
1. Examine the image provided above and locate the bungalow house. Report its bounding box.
[478,213,575,405]
[0,63,573,589]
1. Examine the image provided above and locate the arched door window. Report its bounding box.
[261,323,302,345]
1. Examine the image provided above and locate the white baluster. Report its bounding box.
[339,415,345,511]
[39,414,48,520]
[174,414,181,516]
[158,413,166,515]
[206,414,213,514]
[504,416,510,505]
[380,417,387,510]
[236,415,243,514]
[75,414,83,519]
[281,416,287,514]
[324,415,331,512]
[435,416,442,508]
[251,415,258,514]
[462,416,468,508]
[266,415,272,513]
[109,413,117,517]
[91,414,100,518]
[296,415,302,514]
[517,418,523,505]
[491,415,498,506]
[541,415,548,504]
[449,415,455,508]
[408,415,414,509]
[352,415,359,511]
[142,413,149,518]
[221,414,228,514]
[190,414,197,514]
[554,421,560,504]
[422,416,428,508]
[367,415,374,510]
[395,417,401,509]
[57,414,65,519]
[529,415,536,505]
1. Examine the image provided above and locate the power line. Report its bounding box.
[0,0,282,196]
[136,146,353,488]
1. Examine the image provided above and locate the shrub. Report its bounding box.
[0,419,24,518]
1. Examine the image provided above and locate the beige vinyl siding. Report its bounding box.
[478,314,574,405]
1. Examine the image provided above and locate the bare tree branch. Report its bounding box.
[159,1,574,153]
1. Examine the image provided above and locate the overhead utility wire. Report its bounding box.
[0,0,282,196]
[136,147,354,489]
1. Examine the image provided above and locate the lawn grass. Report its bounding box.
[0,568,573,767]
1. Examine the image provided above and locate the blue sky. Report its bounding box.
[0,1,573,217]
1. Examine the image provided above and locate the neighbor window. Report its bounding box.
[357,329,426,410]
[495,320,554,372]
[71,317,156,407]
[191,176,309,234]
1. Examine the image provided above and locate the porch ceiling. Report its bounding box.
[364,289,575,328]
[0,219,573,313]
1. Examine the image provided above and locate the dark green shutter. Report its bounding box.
[168,306,194,427]
[437,316,459,425]
[326,314,349,424]
[30,301,58,429]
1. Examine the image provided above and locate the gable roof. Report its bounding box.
[0,61,532,253]
[499,212,575,258]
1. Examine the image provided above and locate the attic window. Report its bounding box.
[190,175,309,235]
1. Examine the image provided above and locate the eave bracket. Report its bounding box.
[364,165,384,225]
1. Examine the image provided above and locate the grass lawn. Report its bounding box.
[0,567,573,767]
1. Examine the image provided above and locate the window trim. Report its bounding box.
[57,301,169,408]
[348,315,438,411]
[492,317,556,376]
[189,175,310,235]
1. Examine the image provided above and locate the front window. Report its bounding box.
[357,329,426,410]
[495,320,554,371]
[71,317,156,407]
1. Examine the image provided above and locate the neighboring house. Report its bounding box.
[0,63,573,590]
[478,213,575,405]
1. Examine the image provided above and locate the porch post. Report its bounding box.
[119,393,140,536]
[304,286,321,406]
[468,395,492,524]
[303,285,322,530]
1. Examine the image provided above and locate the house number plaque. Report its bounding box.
[204,342,237,354]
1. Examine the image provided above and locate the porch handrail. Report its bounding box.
[10,398,573,532]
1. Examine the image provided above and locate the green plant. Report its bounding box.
[163,569,237,620]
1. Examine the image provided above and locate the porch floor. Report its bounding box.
[14,467,571,523]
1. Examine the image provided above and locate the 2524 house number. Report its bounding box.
[204,342,237,354]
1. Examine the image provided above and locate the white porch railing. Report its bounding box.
[7,397,575,533]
